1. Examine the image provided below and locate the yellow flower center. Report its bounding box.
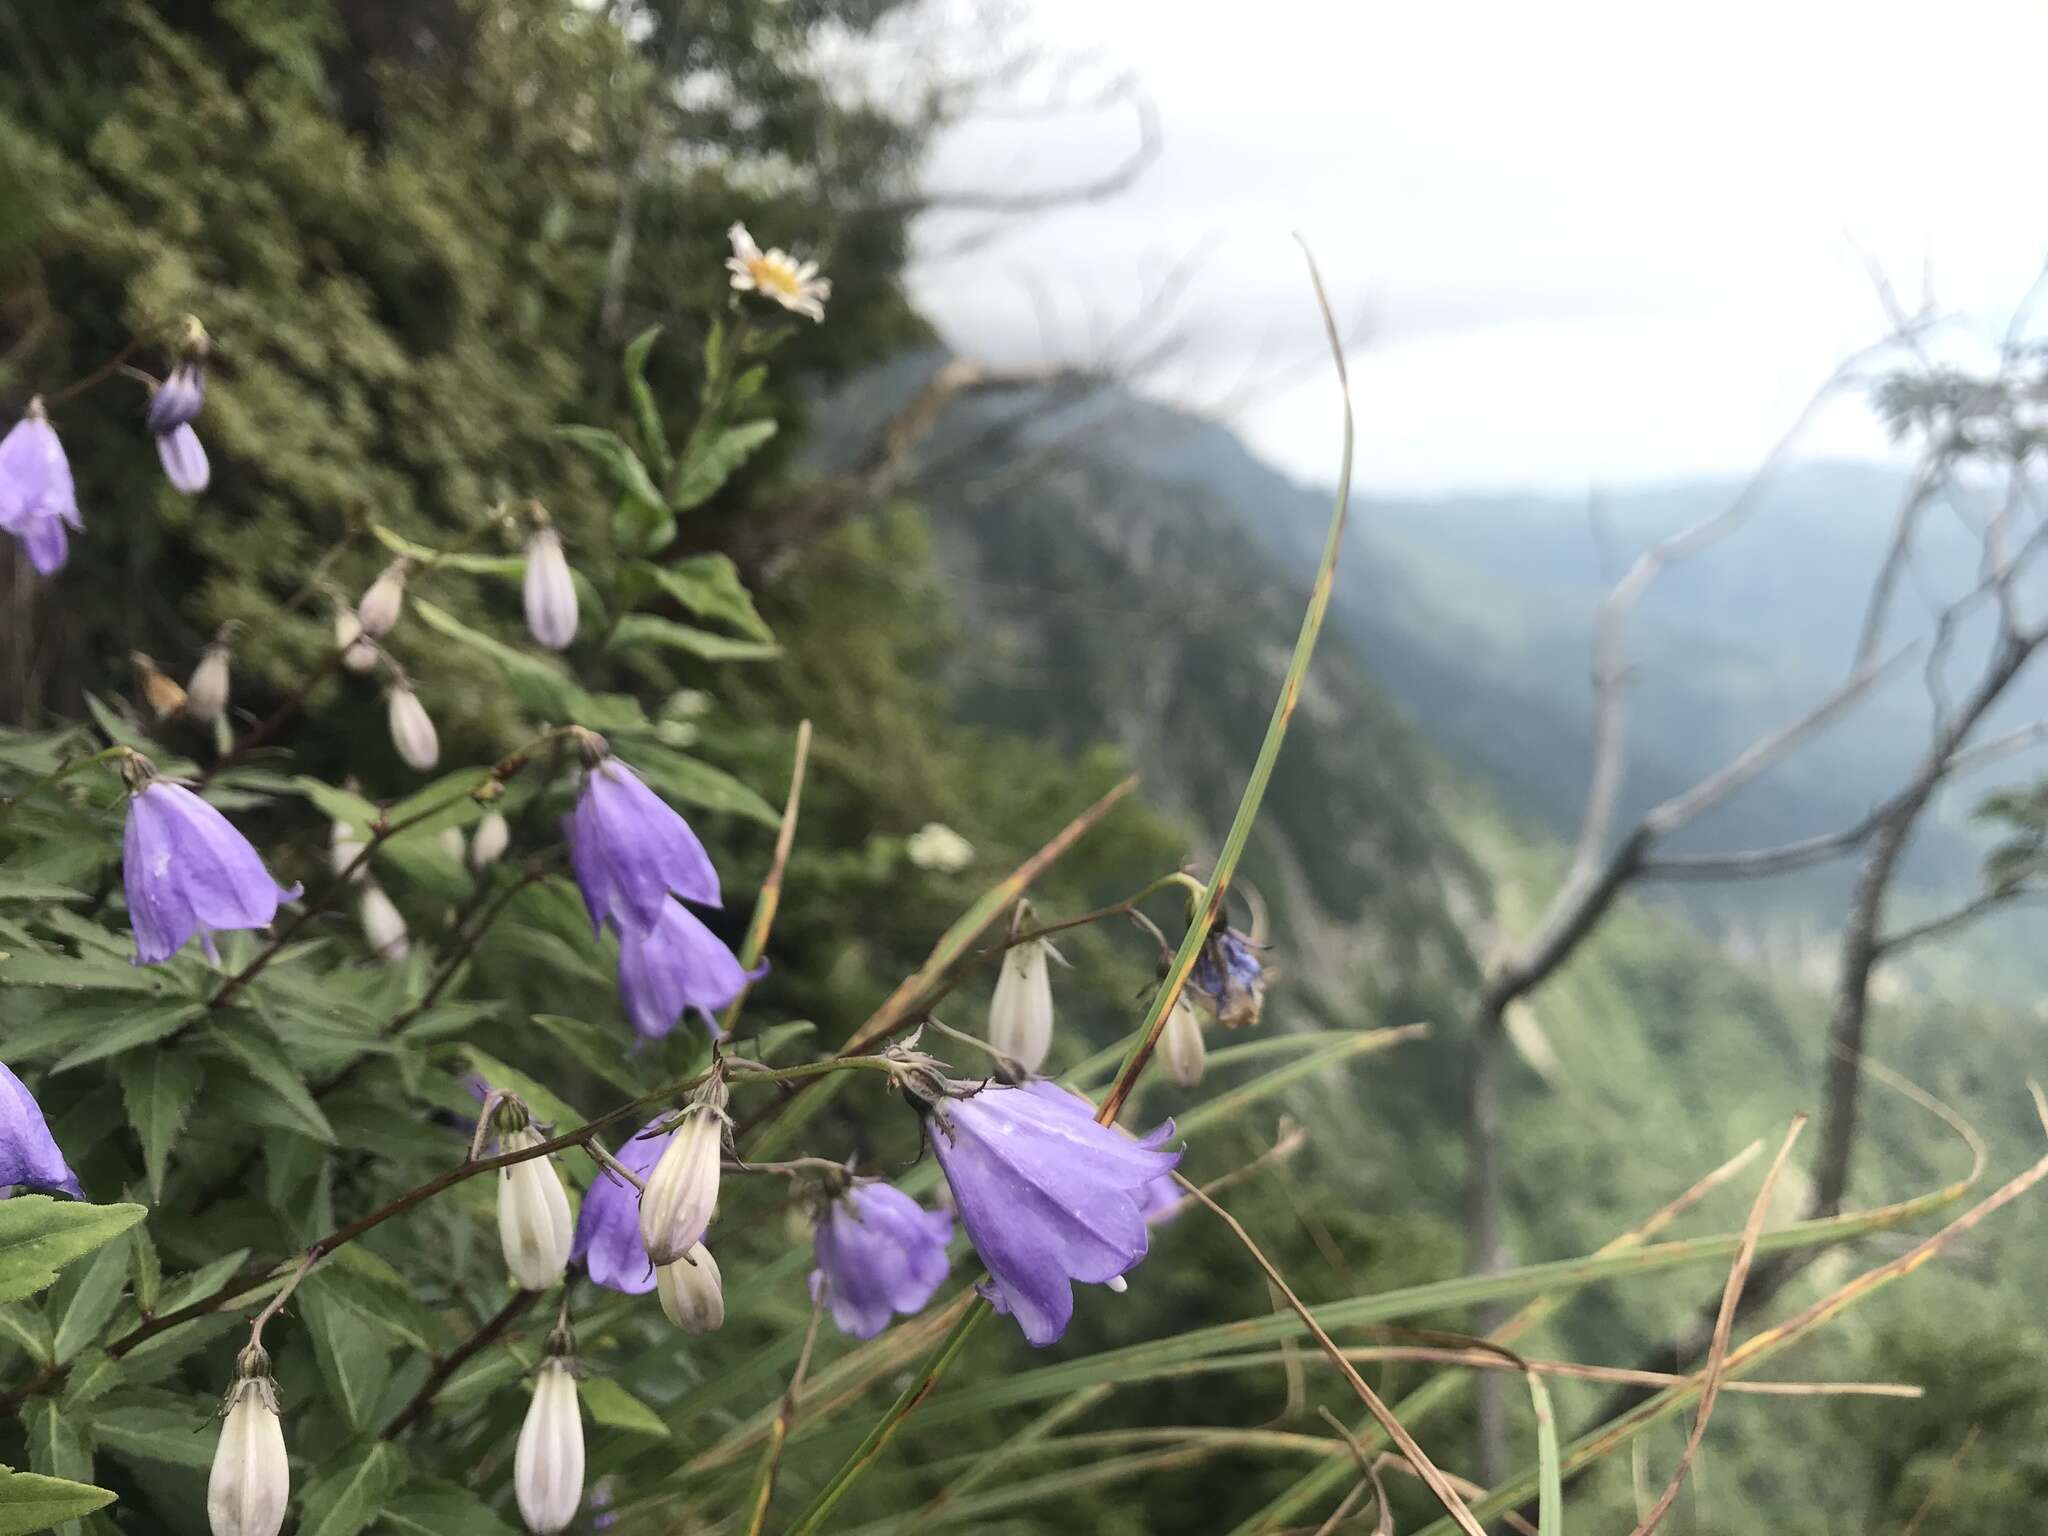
[746,255,802,300]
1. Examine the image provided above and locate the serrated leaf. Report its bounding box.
[608,615,779,663]
[204,1027,334,1144]
[22,1406,93,1536]
[669,419,777,511]
[0,879,85,903]
[610,745,779,826]
[315,1251,442,1355]
[0,1201,147,1306]
[299,1275,392,1431]
[579,1376,669,1438]
[0,953,167,995]
[127,1228,160,1318]
[528,1015,641,1096]
[633,553,772,642]
[380,1485,519,1536]
[296,1442,406,1536]
[51,1234,129,1364]
[0,1467,116,1535]
[89,1398,216,1470]
[159,1251,250,1316]
[55,1353,120,1408]
[0,1304,53,1363]
[50,1005,201,1074]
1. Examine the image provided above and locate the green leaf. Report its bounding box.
[299,1275,392,1431]
[0,1304,54,1364]
[127,1229,160,1318]
[0,953,167,995]
[380,1485,519,1536]
[669,419,777,511]
[609,615,779,664]
[204,1026,335,1144]
[0,1201,147,1306]
[579,1377,670,1438]
[368,525,523,577]
[384,768,494,837]
[90,1398,217,1471]
[0,879,85,904]
[57,1353,122,1409]
[290,777,382,834]
[611,744,779,826]
[315,1250,442,1355]
[529,1015,642,1096]
[51,1234,130,1364]
[21,1408,93,1536]
[0,1468,116,1535]
[623,325,673,481]
[459,1047,587,1140]
[632,553,773,642]
[50,1005,201,1074]
[160,1251,252,1316]
[411,599,646,733]
[558,426,672,553]
[296,1442,407,1536]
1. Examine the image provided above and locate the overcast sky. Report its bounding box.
[906,0,2048,493]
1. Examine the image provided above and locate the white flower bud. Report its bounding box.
[208,1366,287,1536]
[388,684,439,772]
[638,1102,724,1266]
[470,810,510,870]
[437,826,467,865]
[655,1242,725,1333]
[331,820,369,883]
[359,884,409,959]
[514,1357,584,1534]
[355,560,407,638]
[498,1125,574,1290]
[336,610,379,673]
[523,528,578,651]
[185,645,231,723]
[1157,993,1207,1090]
[988,938,1054,1073]
[906,821,974,872]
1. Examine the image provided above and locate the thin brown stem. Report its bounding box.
[380,1289,542,1440]
[742,1297,826,1536]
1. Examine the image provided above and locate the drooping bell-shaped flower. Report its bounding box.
[988,936,1055,1073]
[185,643,232,723]
[570,1117,669,1295]
[922,1076,1180,1347]
[0,1061,82,1198]
[1189,927,1268,1029]
[567,745,720,934]
[470,809,511,871]
[123,773,301,965]
[355,560,407,638]
[146,361,206,435]
[207,1344,287,1536]
[808,1182,953,1340]
[335,609,379,672]
[157,423,210,495]
[497,1119,575,1291]
[617,898,764,1041]
[1156,993,1207,1089]
[0,401,83,576]
[638,1079,726,1266]
[524,527,578,651]
[358,883,409,960]
[388,682,439,772]
[655,1243,724,1333]
[515,1349,584,1534]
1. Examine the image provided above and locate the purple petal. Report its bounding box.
[0,413,77,533]
[572,1116,673,1294]
[569,760,720,934]
[616,900,764,1039]
[0,1063,82,1199]
[123,782,299,965]
[144,364,206,435]
[809,1183,953,1339]
[156,424,210,495]
[17,515,69,575]
[930,1084,1179,1347]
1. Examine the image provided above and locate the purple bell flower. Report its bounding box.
[617,899,764,1040]
[0,1062,82,1198]
[571,1116,671,1295]
[568,754,720,935]
[156,424,210,495]
[924,1078,1180,1347]
[1189,927,1268,1029]
[0,403,83,576]
[145,362,206,434]
[808,1182,954,1339]
[123,778,302,965]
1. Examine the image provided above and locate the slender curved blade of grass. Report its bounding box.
[1528,1368,1563,1536]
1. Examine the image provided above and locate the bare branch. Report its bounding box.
[1876,882,2042,957]
[1639,815,1885,882]
[1945,717,2048,777]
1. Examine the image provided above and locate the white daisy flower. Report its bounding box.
[725,221,831,322]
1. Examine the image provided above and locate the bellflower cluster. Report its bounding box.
[809,1180,954,1340]
[0,401,83,575]
[0,1061,82,1198]
[122,765,302,966]
[919,1072,1180,1346]
[147,359,210,495]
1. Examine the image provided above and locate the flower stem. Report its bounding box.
[0,743,133,817]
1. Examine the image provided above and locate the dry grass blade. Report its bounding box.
[741,1297,826,1536]
[1899,1424,1981,1536]
[1174,1173,1488,1536]
[720,718,811,1035]
[1629,1115,1805,1535]
[1312,1408,1393,1536]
